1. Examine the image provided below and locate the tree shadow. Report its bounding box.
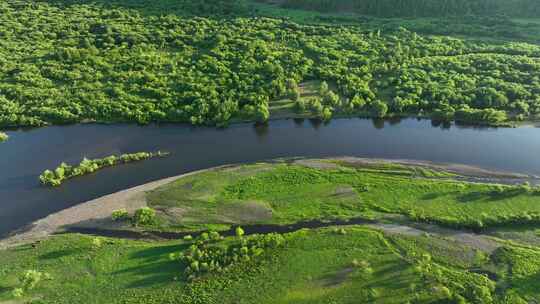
[109,243,190,288]
[456,189,525,203]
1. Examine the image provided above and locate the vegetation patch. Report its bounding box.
[2,0,540,128]
[39,151,168,186]
[147,161,540,231]
[6,225,540,303]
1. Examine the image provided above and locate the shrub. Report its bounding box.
[133,207,156,226]
[111,209,129,221]
[12,288,24,298]
[0,132,8,142]
[235,226,245,238]
[92,237,103,249]
[20,270,44,292]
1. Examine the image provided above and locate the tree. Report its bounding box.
[321,107,333,121]
[370,100,388,118]
[133,207,156,226]
[319,81,329,96]
[351,95,366,110]
[323,90,340,107]
[235,226,245,237]
[254,103,270,123]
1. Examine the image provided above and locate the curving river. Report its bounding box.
[1,117,540,237]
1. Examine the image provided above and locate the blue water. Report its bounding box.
[1,118,539,236]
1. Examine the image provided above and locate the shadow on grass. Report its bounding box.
[110,243,190,288]
[456,189,526,203]
[39,248,82,260]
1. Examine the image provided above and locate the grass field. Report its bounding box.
[146,160,540,231]
[3,226,538,303]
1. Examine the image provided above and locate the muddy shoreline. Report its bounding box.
[1,157,537,249]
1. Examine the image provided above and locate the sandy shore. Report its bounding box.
[0,167,226,249]
[1,157,536,249]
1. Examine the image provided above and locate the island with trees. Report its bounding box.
[39,152,168,186]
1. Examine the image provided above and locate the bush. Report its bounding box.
[20,270,45,291]
[0,132,8,142]
[133,207,156,226]
[111,209,129,221]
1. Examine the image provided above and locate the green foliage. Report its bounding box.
[235,226,245,238]
[39,151,167,186]
[2,1,539,127]
[133,207,156,226]
[3,226,540,303]
[0,132,8,142]
[178,232,285,280]
[111,209,129,221]
[150,161,540,231]
[370,100,388,118]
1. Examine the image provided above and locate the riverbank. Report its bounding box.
[0,166,228,249]
[3,158,540,303]
[3,157,539,249]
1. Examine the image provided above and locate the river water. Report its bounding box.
[1,118,540,237]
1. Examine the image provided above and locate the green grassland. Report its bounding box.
[147,160,540,231]
[2,226,539,303]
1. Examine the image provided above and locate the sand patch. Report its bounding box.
[217,201,273,223]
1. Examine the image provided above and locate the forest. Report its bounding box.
[0,0,540,127]
[1,0,540,128]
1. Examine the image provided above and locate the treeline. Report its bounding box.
[39,152,168,186]
[275,0,540,18]
[2,1,540,128]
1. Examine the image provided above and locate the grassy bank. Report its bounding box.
[2,226,539,303]
[146,160,540,231]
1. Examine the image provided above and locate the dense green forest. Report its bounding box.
[1,0,540,128]
[272,0,540,18]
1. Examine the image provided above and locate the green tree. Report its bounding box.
[370,100,388,118]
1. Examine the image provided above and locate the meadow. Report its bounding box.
[2,225,539,303]
[146,160,540,231]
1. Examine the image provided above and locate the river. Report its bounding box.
[1,118,540,237]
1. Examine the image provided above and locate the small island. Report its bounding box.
[39,151,168,186]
